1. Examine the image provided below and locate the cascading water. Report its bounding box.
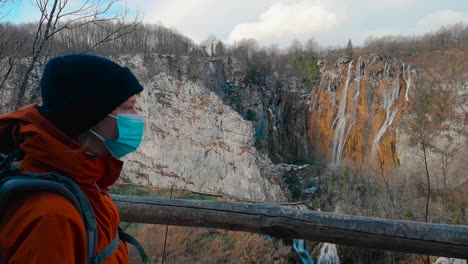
[328,80,336,105]
[311,78,326,112]
[402,64,411,102]
[309,54,415,171]
[346,56,363,151]
[384,63,391,79]
[393,68,400,98]
[268,107,279,151]
[317,243,340,264]
[354,56,363,103]
[370,75,400,162]
[331,60,354,165]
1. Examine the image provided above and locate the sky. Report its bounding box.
[2,0,468,48]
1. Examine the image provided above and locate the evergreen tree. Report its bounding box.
[346,39,353,57]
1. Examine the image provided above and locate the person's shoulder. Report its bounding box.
[9,192,83,223]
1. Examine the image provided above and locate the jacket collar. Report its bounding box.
[0,104,123,188]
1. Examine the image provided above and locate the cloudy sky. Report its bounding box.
[3,0,468,47]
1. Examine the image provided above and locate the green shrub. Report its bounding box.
[284,174,302,200]
[243,109,256,121]
[296,57,320,83]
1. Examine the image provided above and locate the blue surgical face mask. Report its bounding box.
[90,114,144,158]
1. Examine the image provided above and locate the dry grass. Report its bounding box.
[125,225,294,264]
[111,184,295,263]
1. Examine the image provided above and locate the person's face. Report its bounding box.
[94,95,139,140]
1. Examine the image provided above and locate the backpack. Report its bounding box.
[0,148,148,264]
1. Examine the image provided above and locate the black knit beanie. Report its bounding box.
[39,54,144,138]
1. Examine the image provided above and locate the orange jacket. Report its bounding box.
[0,104,130,263]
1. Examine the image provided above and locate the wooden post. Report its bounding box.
[112,195,468,258]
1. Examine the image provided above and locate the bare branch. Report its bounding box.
[15,0,138,107]
[83,21,139,52]
[17,0,59,107]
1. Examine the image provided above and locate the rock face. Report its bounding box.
[0,54,287,201]
[2,51,465,198]
[307,54,467,188]
[207,58,314,163]
[118,55,286,201]
[396,80,468,187]
[308,55,413,171]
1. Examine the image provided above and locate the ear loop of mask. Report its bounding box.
[89,129,119,158]
[89,114,118,140]
[89,129,106,141]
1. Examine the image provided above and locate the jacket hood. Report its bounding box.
[0,103,123,188]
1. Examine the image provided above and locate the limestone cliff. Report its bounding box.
[0,54,287,201]
[308,54,467,187]
[120,55,285,201]
[208,57,314,163]
[2,51,465,197]
[308,55,413,170]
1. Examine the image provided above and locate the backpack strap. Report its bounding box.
[0,149,148,264]
[0,148,23,170]
[119,228,149,263]
[91,232,121,264]
[0,177,81,215]
[0,171,99,263]
[89,228,148,264]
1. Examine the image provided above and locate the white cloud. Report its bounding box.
[3,0,468,48]
[417,9,468,32]
[227,1,344,45]
[367,0,420,9]
[361,9,468,44]
[137,0,273,42]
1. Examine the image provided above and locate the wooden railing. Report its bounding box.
[112,195,468,259]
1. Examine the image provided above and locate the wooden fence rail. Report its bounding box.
[112,195,468,259]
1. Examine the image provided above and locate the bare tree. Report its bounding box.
[16,0,140,107]
[0,23,29,92]
[214,40,226,57]
[304,37,320,57]
[288,39,303,59]
[200,34,217,57]
[418,125,431,223]
[0,0,13,19]
[230,38,259,65]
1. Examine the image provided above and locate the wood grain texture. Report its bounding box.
[112,195,468,258]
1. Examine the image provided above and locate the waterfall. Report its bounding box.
[354,56,363,103]
[331,61,354,165]
[433,257,467,264]
[293,239,314,264]
[328,80,336,105]
[384,63,390,79]
[348,56,363,146]
[317,243,340,264]
[268,107,278,149]
[370,80,400,162]
[402,64,411,102]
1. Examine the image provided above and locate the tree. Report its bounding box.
[288,39,303,59]
[200,34,217,57]
[230,38,258,65]
[16,0,140,108]
[0,23,27,91]
[346,39,353,57]
[305,37,319,57]
[214,40,225,57]
[0,0,10,18]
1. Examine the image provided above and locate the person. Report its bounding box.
[0,53,145,263]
